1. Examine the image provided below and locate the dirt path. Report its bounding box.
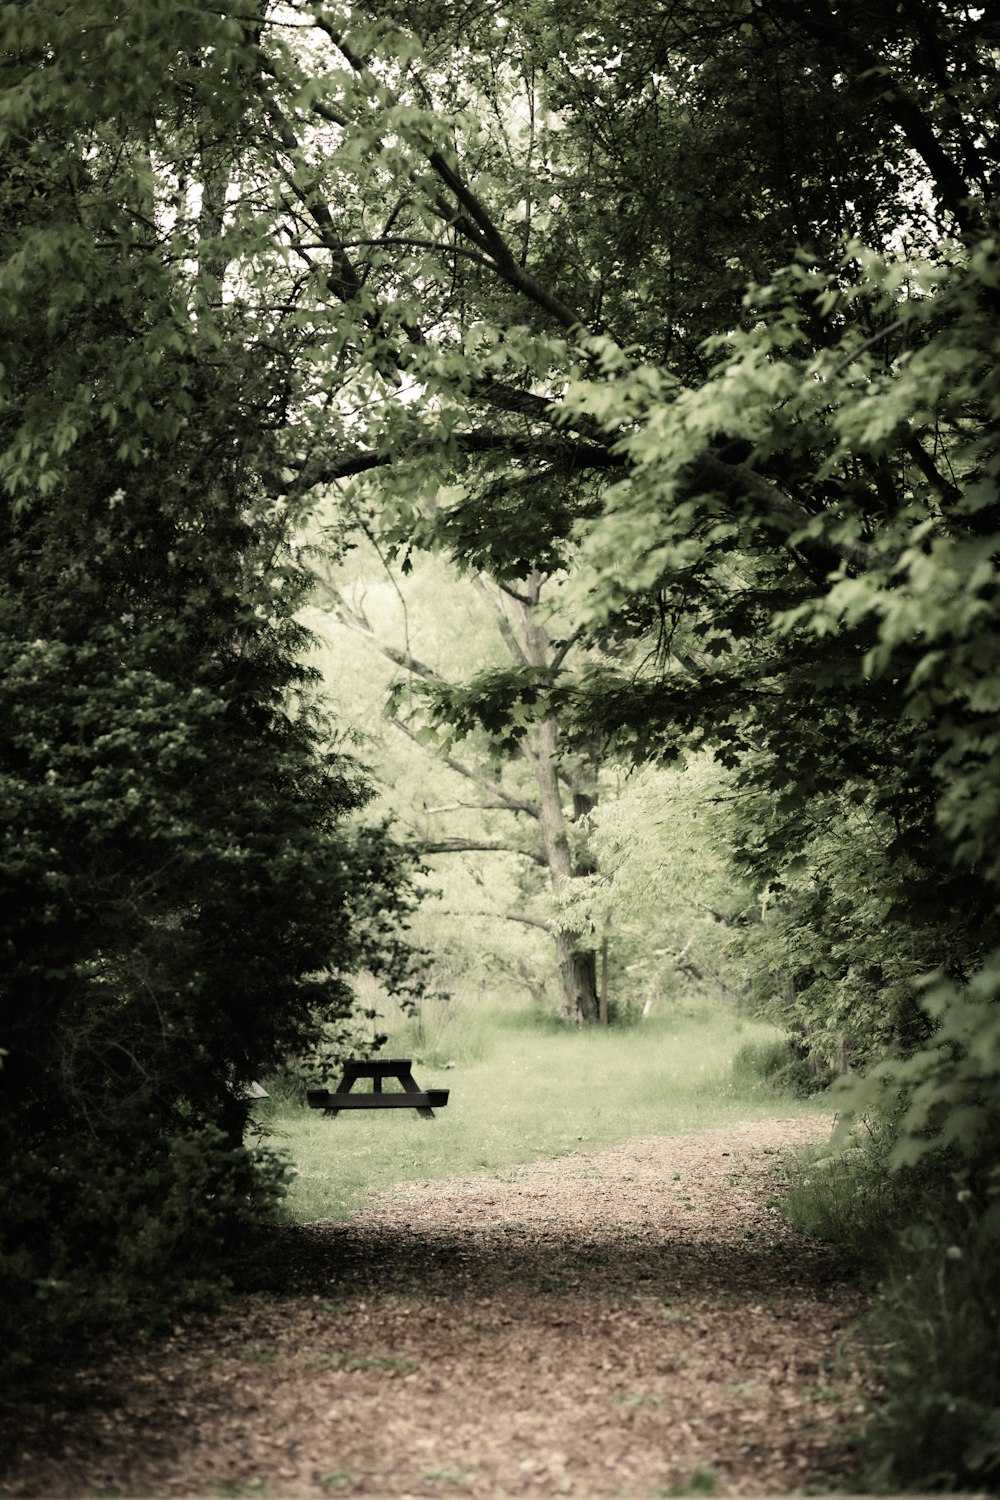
[0,1115,875,1498]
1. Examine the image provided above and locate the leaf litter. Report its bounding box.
[0,1115,876,1498]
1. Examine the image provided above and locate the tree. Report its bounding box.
[0,0,430,1370]
[532,6,1000,1155]
[277,0,999,1162]
[310,540,610,1022]
[129,0,994,1105]
[6,0,996,1132]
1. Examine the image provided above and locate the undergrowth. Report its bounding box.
[0,1126,288,1387]
[729,1036,833,1098]
[782,1121,1000,1491]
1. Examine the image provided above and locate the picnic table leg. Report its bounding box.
[399,1067,436,1119]
[324,1065,359,1117]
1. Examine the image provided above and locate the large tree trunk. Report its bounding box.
[529,717,601,1022]
[554,933,600,1024]
[514,583,604,1025]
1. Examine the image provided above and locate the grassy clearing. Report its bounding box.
[261,990,824,1224]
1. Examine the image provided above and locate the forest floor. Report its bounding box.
[0,1115,878,1499]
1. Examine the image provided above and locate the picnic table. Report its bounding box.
[306,1058,449,1119]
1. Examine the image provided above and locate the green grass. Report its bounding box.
[261,991,826,1225]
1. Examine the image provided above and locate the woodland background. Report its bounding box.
[1,0,999,1488]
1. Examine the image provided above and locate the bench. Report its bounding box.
[306,1058,449,1119]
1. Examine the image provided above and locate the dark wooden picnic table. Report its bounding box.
[306,1058,449,1119]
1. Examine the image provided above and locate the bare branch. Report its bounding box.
[549,628,584,672]
[470,575,530,666]
[425,799,532,814]
[310,572,447,684]
[421,839,547,866]
[389,717,540,818]
[502,910,554,932]
[432,908,553,932]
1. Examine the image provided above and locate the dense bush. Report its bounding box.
[783,1122,1000,1489]
[0,412,436,1374]
[0,431,365,1375]
[864,1191,1000,1490]
[0,1128,290,1378]
[0,5,430,1380]
[721,787,981,1077]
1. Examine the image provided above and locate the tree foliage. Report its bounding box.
[281,0,1000,1168]
[0,0,430,1373]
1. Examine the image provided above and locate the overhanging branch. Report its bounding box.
[421,838,546,866]
[286,429,623,495]
[389,716,541,819]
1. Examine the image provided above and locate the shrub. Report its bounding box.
[782,1123,1000,1488]
[730,1036,832,1098]
[863,1177,1000,1490]
[0,1126,291,1383]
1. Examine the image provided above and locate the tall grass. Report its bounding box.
[259,987,824,1225]
[781,1122,1000,1490]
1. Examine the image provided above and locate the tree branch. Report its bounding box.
[907,434,962,506]
[301,11,587,332]
[284,428,622,496]
[254,62,368,306]
[420,838,547,866]
[432,908,553,932]
[502,910,554,932]
[762,0,983,233]
[689,451,881,572]
[310,573,448,684]
[470,575,530,666]
[426,150,586,331]
[549,628,584,673]
[424,799,527,813]
[389,716,541,818]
